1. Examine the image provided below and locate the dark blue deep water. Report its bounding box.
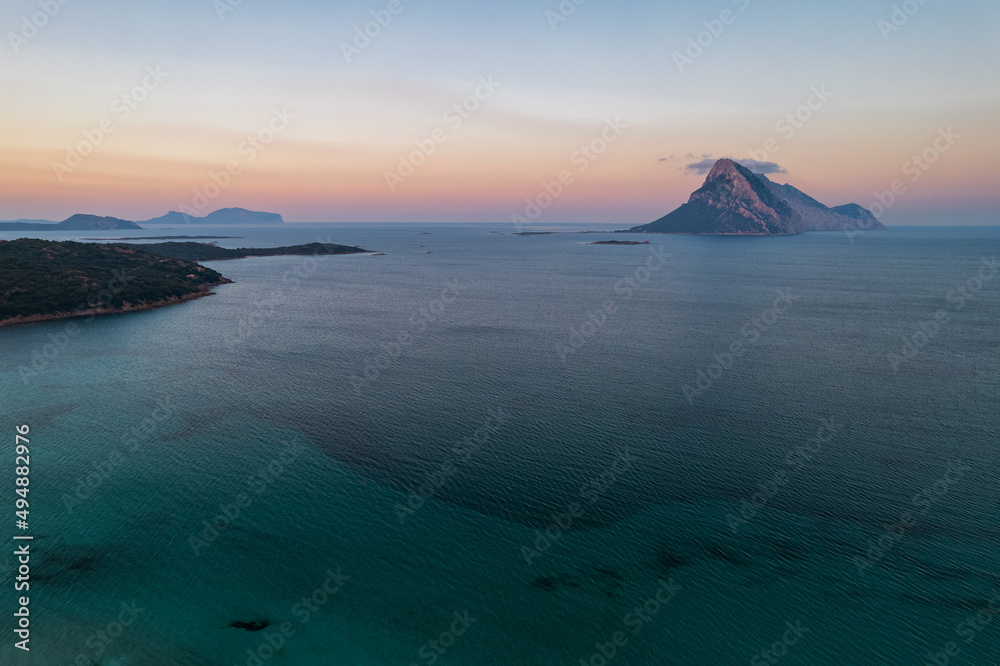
[1,223,999,664]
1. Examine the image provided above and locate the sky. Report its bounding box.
[0,0,997,225]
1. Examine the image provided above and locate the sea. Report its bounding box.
[0,223,998,665]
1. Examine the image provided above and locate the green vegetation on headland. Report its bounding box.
[0,239,372,327]
[0,239,230,326]
[114,241,369,262]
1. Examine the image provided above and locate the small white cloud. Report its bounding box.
[684,158,787,176]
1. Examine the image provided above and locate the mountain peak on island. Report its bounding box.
[629,159,884,235]
[141,208,284,225]
[704,157,745,181]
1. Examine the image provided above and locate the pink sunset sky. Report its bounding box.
[1,0,997,225]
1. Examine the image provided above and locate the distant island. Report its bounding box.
[626,159,885,235]
[0,207,287,231]
[589,240,650,245]
[0,214,142,231]
[141,208,285,225]
[0,239,371,327]
[86,235,244,241]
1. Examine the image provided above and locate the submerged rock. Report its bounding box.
[655,548,690,571]
[226,620,270,632]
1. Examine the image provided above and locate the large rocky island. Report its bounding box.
[140,208,284,225]
[0,239,370,327]
[628,159,884,235]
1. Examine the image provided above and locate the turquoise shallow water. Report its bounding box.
[1,223,999,665]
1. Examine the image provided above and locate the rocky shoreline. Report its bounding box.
[0,279,232,328]
[0,239,375,329]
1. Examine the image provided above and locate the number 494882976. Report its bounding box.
[15,425,29,530]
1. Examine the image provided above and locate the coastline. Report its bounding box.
[195,248,373,262]
[0,279,233,328]
[0,240,374,330]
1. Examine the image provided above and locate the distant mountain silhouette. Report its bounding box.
[831,204,882,228]
[629,159,884,235]
[0,214,142,231]
[141,208,284,225]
